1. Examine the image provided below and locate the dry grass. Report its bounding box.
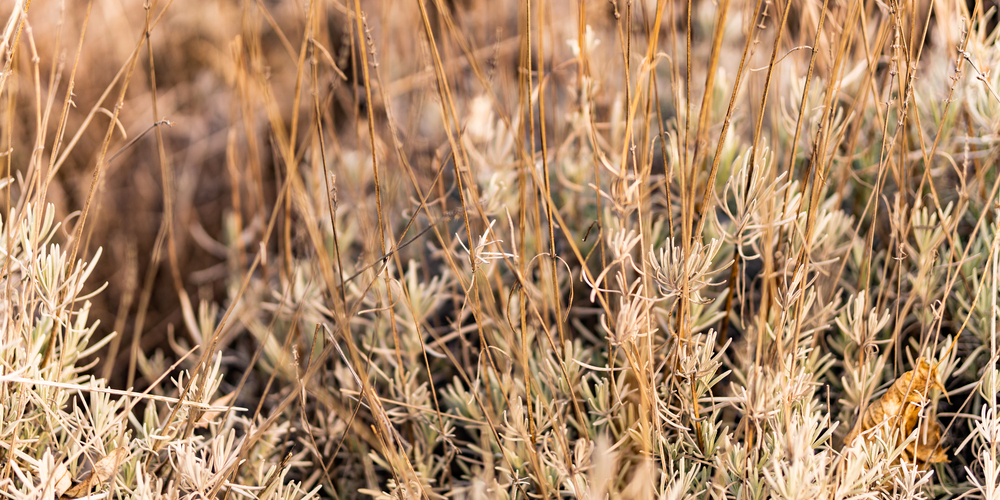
[0,0,999,498]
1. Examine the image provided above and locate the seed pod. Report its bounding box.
[845,358,948,468]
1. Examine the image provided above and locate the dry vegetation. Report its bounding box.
[0,0,999,498]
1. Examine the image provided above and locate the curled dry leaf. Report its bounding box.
[62,446,128,499]
[845,358,948,468]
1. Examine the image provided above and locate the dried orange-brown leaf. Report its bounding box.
[62,446,128,499]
